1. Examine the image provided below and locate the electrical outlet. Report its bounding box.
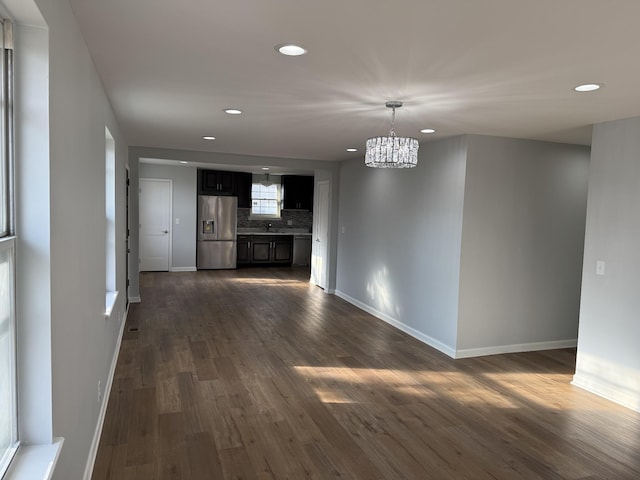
[287,220,293,225]
[98,380,102,403]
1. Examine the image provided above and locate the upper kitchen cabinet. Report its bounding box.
[235,172,252,208]
[198,169,235,195]
[282,175,314,211]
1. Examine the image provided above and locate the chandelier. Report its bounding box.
[365,101,419,168]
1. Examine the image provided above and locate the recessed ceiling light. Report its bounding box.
[224,108,242,115]
[180,161,188,164]
[202,136,216,140]
[346,148,358,152]
[262,167,270,171]
[420,128,436,134]
[574,83,602,92]
[275,44,307,56]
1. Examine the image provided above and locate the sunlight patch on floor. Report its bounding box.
[312,387,355,404]
[227,277,305,286]
[294,365,570,410]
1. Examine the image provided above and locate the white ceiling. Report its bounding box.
[68,0,640,162]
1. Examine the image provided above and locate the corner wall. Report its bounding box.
[456,136,590,356]
[335,135,590,360]
[574,116,640,412]
[335,136,469,355]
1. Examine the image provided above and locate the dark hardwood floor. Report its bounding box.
[92,268,640,479]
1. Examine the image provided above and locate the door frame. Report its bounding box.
[125,166,130,306]
[139,177,173,272]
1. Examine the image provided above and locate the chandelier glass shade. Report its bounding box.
[365,101,419,168]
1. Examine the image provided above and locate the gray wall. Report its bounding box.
[574,116,640,412]
[14,1,130,479]
[139,163,198,271]
[336,136,469,354]
[335,135,590,358]
[457,136,590,355]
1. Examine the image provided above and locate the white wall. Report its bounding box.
[336,137,469,355]
[457,136,590,356]
[574,116,640,412]
[13,8,52,446]
[12,1,129,479]
[139,163,198,270]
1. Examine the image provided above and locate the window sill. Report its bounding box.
[5,438,64,480]
[104,290,119,319]
[248,215,281,221]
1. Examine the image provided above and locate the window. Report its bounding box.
[251,175,282,218]
[0,18,17,477]
[105,127,117,314]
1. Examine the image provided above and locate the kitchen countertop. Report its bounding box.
[237,229,312,236]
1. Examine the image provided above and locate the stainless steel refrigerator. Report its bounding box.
[197,195,237,269]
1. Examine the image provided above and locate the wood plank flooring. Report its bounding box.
[92,268,640,479]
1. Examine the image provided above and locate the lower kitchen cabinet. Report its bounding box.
[251,237,273,264]
[237,235,251,265]
[237,235,293,266]
[272,236,293,263]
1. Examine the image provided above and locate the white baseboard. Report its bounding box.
[455,339,577,359]
[170,266,197,272]
[334,290,578,361]
[128,295,141,303]
[573,368,640,413]
[82,304,129,480]
[334,290,457,358]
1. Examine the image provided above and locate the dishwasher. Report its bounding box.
[292,235,312,266]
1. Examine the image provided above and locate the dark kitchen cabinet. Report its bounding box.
[237,235,251,265]
[236,172,252,208]
[250,236,273,264]
[198,169,235,195]
[282,175,314,211]
[272,236,293,264]
[238,235,293,265]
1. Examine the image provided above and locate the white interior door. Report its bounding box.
[139,178,172,271]
[311,180,329,290]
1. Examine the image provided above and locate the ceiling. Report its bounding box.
[68,0,640,163]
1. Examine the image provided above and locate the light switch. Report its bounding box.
[175,218,180,225]
[341,226,346,234]
[596,260,606,276]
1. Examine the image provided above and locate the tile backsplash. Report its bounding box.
[237,208,313,232]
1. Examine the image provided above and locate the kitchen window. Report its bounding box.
[0,17,17,478]
[251,175,281,218]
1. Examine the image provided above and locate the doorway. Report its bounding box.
[311,180,330,290]
[139,178,172,271]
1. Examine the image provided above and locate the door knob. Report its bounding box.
[162,230,168,233]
